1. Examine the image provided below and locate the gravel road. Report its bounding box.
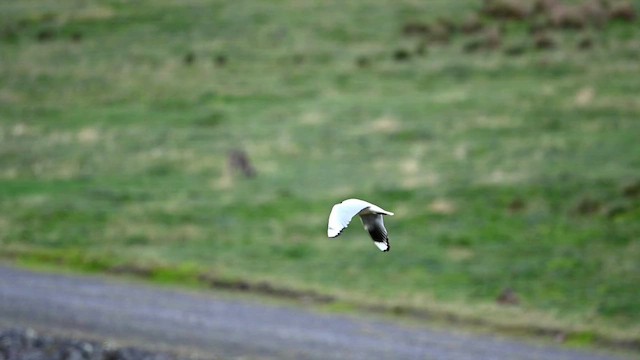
[0,266,628,360]
[0,327,176,360]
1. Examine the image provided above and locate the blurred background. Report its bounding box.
[1,0,639,349]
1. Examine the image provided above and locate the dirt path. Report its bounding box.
[0,266,627,360]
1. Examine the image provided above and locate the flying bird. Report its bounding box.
[327,198,394,252]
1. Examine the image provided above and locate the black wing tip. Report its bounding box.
[367,227,388,242]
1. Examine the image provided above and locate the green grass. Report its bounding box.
[1,0,640,350]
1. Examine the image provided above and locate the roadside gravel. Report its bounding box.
[0,328,176,360]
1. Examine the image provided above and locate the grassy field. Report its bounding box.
[1,0,639,350]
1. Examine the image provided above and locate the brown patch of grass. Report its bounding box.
[447,247,474,262]
[504,43,527,56]
[183,51,195,65]
[400,158,419,176]
[533,0,561,15]
[70,6,115,22]
[109,263,155,278]
[484,27,503,49]
[622,180,640,198]
[300,112,325,126]
[577,36,594,50]
[573,197,601,215]
[435,17,457,34]
[70,31,83,42]
[574,86,595,106]
[36,28,56,42]
[428,199,456,215]
[214,54,227,67]
[425,22,452,44]
[533,32,557,50]
[609,1,637,22]
[370,116,401,134]
[604,203,631,218]
[464,27,502,53]
[496,288,520,306]
[394,0,637,56]
[549,5,589,29]
[1,24,19,43]
[580,0,609,27]
[77,127,100,144]
[355,55,371,68]
[482,0,531,21]
[508,198,526,213]
[463,39,483,53]
[402,22,430,36]
[197,273,335,303]
[529,18,551,35]
[461,14,484,34]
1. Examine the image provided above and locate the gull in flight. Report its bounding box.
[327,198,394,252]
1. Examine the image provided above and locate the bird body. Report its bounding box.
[327,198,394,252]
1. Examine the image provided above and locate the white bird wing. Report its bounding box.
[327,199,371,238]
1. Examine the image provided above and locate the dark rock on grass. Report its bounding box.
[355,55,371,68]
[228,149,257,178]
[70,31,83,42]
[0,328,177,360]
[577,36,594,50]
[507,198,526,213]
[213,54,227,67]
[392,49,411,61]
[36,27,56,42]
[183,51,196,65]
